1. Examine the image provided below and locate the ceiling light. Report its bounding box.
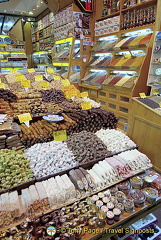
[37,5,39,7]
[41,1,43,3]
[29,11,33,15]
[33,8,35,10]
[4,10,6,12]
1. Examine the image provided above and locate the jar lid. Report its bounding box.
[107,211,114,219]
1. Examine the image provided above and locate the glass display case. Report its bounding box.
[69,64,81,82]
[33,51,52,69]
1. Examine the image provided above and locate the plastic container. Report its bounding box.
[128,189,146,207]
[130,176,143,189]
[118,180,131,195]
[124,199,135,212]
[115,191,126,203]
[113,208,121,221]
[106,211,114,225]
[143,188,158,204]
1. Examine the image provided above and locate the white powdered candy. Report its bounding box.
[96,129,136,154]
[25,141,77,178]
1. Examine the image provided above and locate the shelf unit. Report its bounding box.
[78,0,161,129]
[0,35,28,72]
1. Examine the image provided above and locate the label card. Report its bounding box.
[62,79,70,86]
[16,74,25,81]
[40,81,49,89]
[159,102,161,108]
[80,92,88,98]
[53,130,67,141]
[0,79,1,83]
[54,75,61,80]
[47,68,54,74]
[152,89,159,95]
[35,75,43,81]
[81,102,92,110]
[139,93,146,99]
[0,83,5,89]
[10,69,17,73]
[28,68,35,73]
[21,80,31,88]
[18,113,32,123]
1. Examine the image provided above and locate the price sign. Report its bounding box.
[16,74,25,81]
[81,102,92,110]
[40,81,49,89]
[54,75,61,80]
[21,80,31,88]
[0,83,5,89]
[47,68,54,74]
[10,69,17,73]
[80,92,88,98]
[35,75,43,81]
[62,79,70,86]
[152,89,159,95]
[139,93,146,99]
[53,130,67,141]
[0,79,1,83]
[159,102,161,107]
[28,68,35,73]
[18,113,32,123]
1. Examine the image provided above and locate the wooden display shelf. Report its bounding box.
[79,83,101,90]
[128,97,161,170]
[96,11,120,21]
[121,0,157,12]
[120,23,155,34]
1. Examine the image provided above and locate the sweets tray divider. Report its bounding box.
[0,145,139,195]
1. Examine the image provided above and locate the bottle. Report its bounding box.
[123,121,128,134]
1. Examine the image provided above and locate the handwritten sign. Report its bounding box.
[0,83,5,89]
[47,68,54,74]
[18,113,32,123]
[81,102,92,110]
[139,93,146,99]
[62,79,70,86]
[21,80,31,88]
[53,130,67,141]
[40,81,49,89]
[80,92,88,98]
[28,68,35,73]
[16,74,25,81]
[35,75,43,81]
[152,89,159,95]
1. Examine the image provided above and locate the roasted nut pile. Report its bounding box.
[41,89,66,103]
[72,96,101,108]
[0,148,33,189]
[58,99,81,112]
[67,130,111,163]
[25,141,77,178]
[0,89,17,102]
[66,108,118,134]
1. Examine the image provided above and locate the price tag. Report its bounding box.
[35,75,43,81]
[16,74,25,81]
[21,80,31,88]
[159,102,161,107]
[80,92,88,98]
[62,79,70,86]
[139,93,146,99]
[40,81,49,89]
[18,113,32,123]
[0,83,5,89]
[152,89,159,95]
[81,102,92,110]
[0,79,1,83]
[28,68,35,73]
[10,69,17,73]
[54,75,61,80]
[53,130,67,141]
[47,68,54,74]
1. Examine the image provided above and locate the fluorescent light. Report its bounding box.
[29,11,33,15]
